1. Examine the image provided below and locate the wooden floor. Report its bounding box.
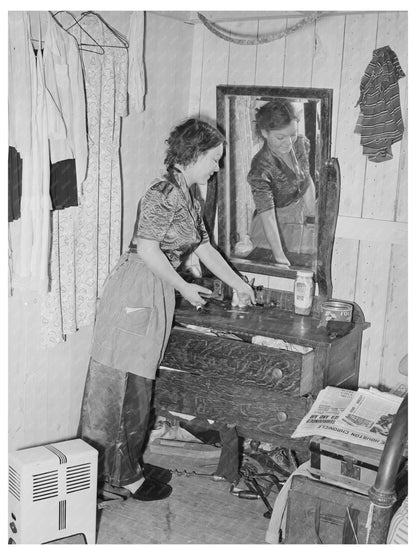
[52,449,278,545]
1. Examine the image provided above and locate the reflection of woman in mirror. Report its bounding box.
[247,99,316,267]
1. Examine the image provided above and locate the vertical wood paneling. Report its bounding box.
[362,12,408,221]
[227,21,258,85]
[311,15,345,147]
[199,27,230,120]
[22,300,48,447]
[283,18,315,86]
[69,328,93,433]
[121,14,195,250]
[46,342,72,442]
[188,24,205,117]
[354,241,392,387]
[380,243,407,389]
[383,12,408,224]
[362,154,401,220]
[8,295,26,449]
[8,287,94,450]
[254,19,287,86]
[331,237,360,301]
[395,121,408,223]
[335,14,378,217]
[17,296,47,448]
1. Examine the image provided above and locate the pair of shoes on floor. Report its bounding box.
[132,463,173,502]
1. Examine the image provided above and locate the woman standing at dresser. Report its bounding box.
[79,118,255,501]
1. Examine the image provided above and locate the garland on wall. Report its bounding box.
[197,11,330,45]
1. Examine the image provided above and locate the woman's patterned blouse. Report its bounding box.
[129,168,209,269]
[247,135,311,212]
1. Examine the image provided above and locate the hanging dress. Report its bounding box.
[41,13,127,345]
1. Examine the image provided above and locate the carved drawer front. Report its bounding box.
[160,327,315,396]
[154,368,313,449]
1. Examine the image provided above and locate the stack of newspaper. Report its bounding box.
[291,386,404,450]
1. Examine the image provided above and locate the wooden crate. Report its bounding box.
[285,475,371,544]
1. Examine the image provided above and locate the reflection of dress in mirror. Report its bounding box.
[244,99,316,268]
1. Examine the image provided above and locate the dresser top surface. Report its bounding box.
[174,299,362,346]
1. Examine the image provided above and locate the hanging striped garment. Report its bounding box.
[355,45,405,163]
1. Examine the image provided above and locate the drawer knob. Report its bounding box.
[273,368,283,380]
[277,411,288,422]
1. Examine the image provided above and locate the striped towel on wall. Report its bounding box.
[355,45,405,163]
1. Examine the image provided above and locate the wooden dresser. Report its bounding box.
[154,292,369,462]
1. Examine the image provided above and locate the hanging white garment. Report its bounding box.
[127,11,145,112]
[8,12,32,157]
[41,13,127,345]
[11,13,51,293]
[9,11,88,295]
[43,12,88,197]
[30,45,51,291]
[8,12,34,293]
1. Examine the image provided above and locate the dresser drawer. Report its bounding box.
[160,327,315,396]
[154,366,313,450]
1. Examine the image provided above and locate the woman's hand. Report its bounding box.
[179,283,212,308]
[234,281,256,307]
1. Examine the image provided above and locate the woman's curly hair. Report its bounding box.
[164,118,225,168]
[255,99,299,137]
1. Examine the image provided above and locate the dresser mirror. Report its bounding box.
[205,85,340,300]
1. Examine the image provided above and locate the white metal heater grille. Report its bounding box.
[66,463,92,494]
[32,470,59,502]
[8,466,21,501]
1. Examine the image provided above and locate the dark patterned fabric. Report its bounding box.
[129,167,209,268]
[8,146,23,222]
[247,135,311,213]
[355,45,405,162]
[50,158,78,209]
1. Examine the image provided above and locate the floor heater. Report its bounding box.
[8,438,98,544]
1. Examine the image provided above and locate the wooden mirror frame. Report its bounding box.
[204,84,340,302]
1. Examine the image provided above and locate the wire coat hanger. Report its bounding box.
[80,11,129,48]
[51,11,105,55]
[68,11,129,50]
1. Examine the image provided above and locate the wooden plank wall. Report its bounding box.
[190,12,408,390]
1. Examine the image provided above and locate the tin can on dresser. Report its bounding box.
[319,301,353,327]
